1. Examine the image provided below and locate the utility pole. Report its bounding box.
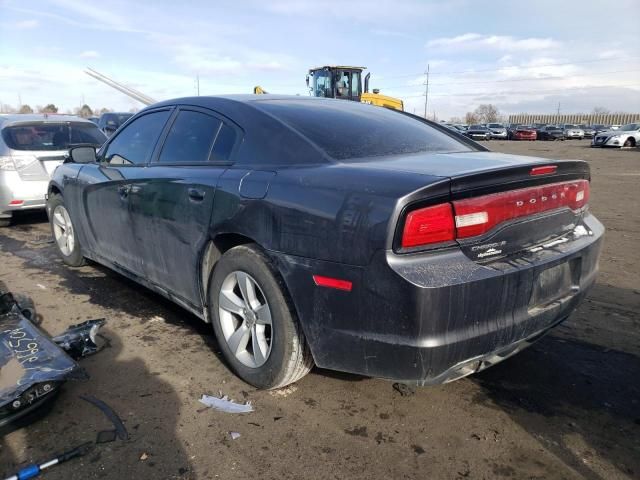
[196,75,200,96]
[557,102,561,115]
[423,63,430,119]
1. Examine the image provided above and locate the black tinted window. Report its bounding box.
[104,110,170,165]
[254,99,471,160]
[211,123,236,162]
[159,110,221,163]
[2,123,106,151]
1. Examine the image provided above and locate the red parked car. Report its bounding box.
[513,126,537,141]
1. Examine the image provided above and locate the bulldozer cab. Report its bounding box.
[307,66,365,102]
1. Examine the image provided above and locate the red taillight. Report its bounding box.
[9,200,24,206]
[400,180,589,248]
[401,203,455,248]
[312,275,353,292]
[453,180,589,238]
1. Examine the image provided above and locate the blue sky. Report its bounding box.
[1,0,639,119]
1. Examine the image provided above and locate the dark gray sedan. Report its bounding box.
[47,95,603,389]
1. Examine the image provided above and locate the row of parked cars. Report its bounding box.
[0,112,125,227]
[444,122,639,147]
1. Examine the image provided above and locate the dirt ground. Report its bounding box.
[1,141,638,480]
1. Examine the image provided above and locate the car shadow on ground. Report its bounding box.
[0,313,195,479]
[472,290,640,480]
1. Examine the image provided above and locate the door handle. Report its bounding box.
[117,185,130,198]
[188,188,205,201]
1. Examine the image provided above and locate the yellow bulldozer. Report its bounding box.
[253,65,403,111]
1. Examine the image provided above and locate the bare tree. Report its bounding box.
[1,104,16,113]
[75,104,93,118]
[18,104,33,114]
[592,106,610,114]
[99,107,111,114]
[40,104,58,113]
[474,104,500,123]
[449,116,463,124]
[465,112,479,124]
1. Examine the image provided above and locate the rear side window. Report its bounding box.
[2,123,106,151]
[211,123,236,162]
[103,110,170,165]
[159,111,222,163]
[254,99,471,160]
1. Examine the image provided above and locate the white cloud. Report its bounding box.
[14,19,39,29]
[79,50,100,58]
[426,33,560,52]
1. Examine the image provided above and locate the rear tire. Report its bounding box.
[48,194,85,267]
[623,137,635,147]
[209,244,313,389]
[0,218,10,228]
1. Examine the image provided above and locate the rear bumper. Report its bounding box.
[271,213,604,384]
[0,172,48,218]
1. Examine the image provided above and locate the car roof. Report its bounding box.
[0,113,93,127]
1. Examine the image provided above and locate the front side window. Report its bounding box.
[313,71,332,98]
[159,110,222,163]
[103,110,170,165]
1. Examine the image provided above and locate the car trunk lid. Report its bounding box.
[385,151,591,261]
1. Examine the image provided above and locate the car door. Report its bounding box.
[127,106,240,307]
[75,108,172,273]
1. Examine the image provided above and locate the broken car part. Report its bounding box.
[0,292,84,431]
[0,290,106,433]
[79,395,129,441]
[52,319,106,359]
[3,442,93,480]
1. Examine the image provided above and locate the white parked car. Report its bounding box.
[591,123,640,148]
[563,124,585,139]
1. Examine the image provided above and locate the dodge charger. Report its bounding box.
[48,95,604,389]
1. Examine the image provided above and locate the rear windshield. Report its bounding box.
[2,122,107,151]
[253,99,472,160]
[102,113,133,127]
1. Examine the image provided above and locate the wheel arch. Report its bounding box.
[199,232,291,323]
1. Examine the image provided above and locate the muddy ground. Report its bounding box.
[0,141,638,480]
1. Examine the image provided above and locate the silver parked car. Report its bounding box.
[591,123,640,148]
[563,124,585,139]
[0,114,106,227]
[486,123,508,139]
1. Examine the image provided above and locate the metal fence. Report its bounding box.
[507,113,640,125]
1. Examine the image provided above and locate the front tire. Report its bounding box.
[48,194,85,267]
[209,244,313,389]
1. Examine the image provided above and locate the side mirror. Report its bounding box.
[68,146,97,164]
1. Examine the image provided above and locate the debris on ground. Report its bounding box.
[52,319,106,359]
[79,395,129,441]
[199,394,254,414]
[139,452,149,461]
[229,432,241,440]
[392,383,416,397]
[0,291,90,433]
[3,442,93,480]
[269,385,298,398]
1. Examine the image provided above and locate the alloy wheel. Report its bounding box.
[52,205,75,256]
[218,271,273,368]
